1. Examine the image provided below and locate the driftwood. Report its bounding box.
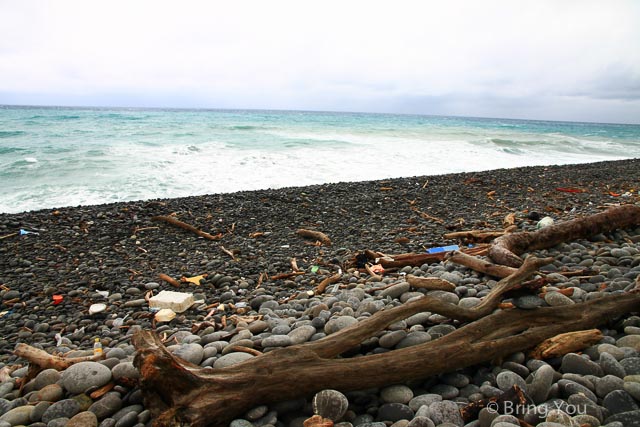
[406,275,456,291]
[296,229,332,246]
[489,204,640,267]
[132,252,640,426]
[315,273,342,294]
[529,329,604,359]
[446,250,517,279]
[443,226,516,243]
[152,215,223,241]
[13,344,104,388]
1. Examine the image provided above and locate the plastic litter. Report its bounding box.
[52,295,63,305]
[311,266,320,274]
[426,245,460,254]
[536,216,554,229]
[89,303,107,315]
[96,290,109,298]
[19,229,39,236]
[93,338,103,356]
[112,314,129,328]
[149,290,195,313]
[154,308,177,323]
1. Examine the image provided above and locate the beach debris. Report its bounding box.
[151,215,223,240]
[52,295,63,305]
[181,274,208,286]
[312,389,349,421]
[490,204,640,267]
[303,415,334,427]
[270,272,305,281]
[130,252,640,426]
[154,308,177,323]
[529,329,603,359]
[88,303,107,315]
[556,187,587,193]
[426,244,460,254]
[406,275,456,292]
[220,245,237,261]
[315,273,342,295]
[296,228,332,246]
[364,263,383,281]
[410,207,444,224]
[443,228,515,243]
[536,216,554,229]
[149,290,195,313]
[158,273,181,288]
[503,212,516,227]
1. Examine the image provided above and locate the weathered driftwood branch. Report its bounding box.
[133,287,640,427]
[315,273,342,294]
[489,204,640,267]
[529,329,604,359]
[443,226,516,243]
[406,275,456,291]
[446,250,517,279]
[361,245,490,270]
[14,344,104,389]
[152,215,222,241]
[296,229,332,246]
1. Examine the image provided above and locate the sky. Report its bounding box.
[1,1,639,124]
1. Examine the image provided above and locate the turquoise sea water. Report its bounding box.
[1,105,639,214]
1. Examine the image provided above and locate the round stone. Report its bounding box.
[528,365,556,404]
[324,316,358,335]
[60,362,112,394]
[33,368,62,390]
[380,385,414,404]
[88,392,123,419]
[544,292,575,306]
[261,335,292,348]
[0,406,35,426]
[213,352,255,368]
[42,399,81,424]
[561,353,602,376]
[288,325,316,344]
[376,403,414,423]
[68,411,98,427]
[169,343,204,365]
[496,371,526,392]
[34,383,64,402]
[427,400,463,426]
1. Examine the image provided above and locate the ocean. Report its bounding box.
[1,105,639,214]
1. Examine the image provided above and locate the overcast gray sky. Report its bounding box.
[1,1,639,123]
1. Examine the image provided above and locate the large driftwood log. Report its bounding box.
[489,204,640,267]
[132,255,640,427]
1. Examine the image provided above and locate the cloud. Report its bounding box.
[1,1,639,122]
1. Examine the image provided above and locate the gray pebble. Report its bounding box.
[60,362,112,394]
[427,400,463,426]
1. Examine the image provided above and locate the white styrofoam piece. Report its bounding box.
[149,290,195,313]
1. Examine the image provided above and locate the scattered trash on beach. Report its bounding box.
[426,245,460,254]
[556,187,587,193]
[149,290,195,313]
[536,216,555,229]
[52,295,63,305]
[181,274,208,286]
[154,308,177,323]
[88,303,107,315]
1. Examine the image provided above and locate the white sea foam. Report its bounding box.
[0,106,639,213]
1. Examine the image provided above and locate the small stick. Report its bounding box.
[271,272,305,281]
[158,273,180,288]
[224,345,262,356]
[0,232,18,240]
[220,246,237,261]
[152,215,222,240]
[315,273,342,295]
[296,229,332,246]
[291,258,300,272]
[364,264,384,281]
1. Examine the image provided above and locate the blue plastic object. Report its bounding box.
[426,245,460,254]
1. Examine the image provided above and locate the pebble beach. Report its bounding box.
[1,158,640,427]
